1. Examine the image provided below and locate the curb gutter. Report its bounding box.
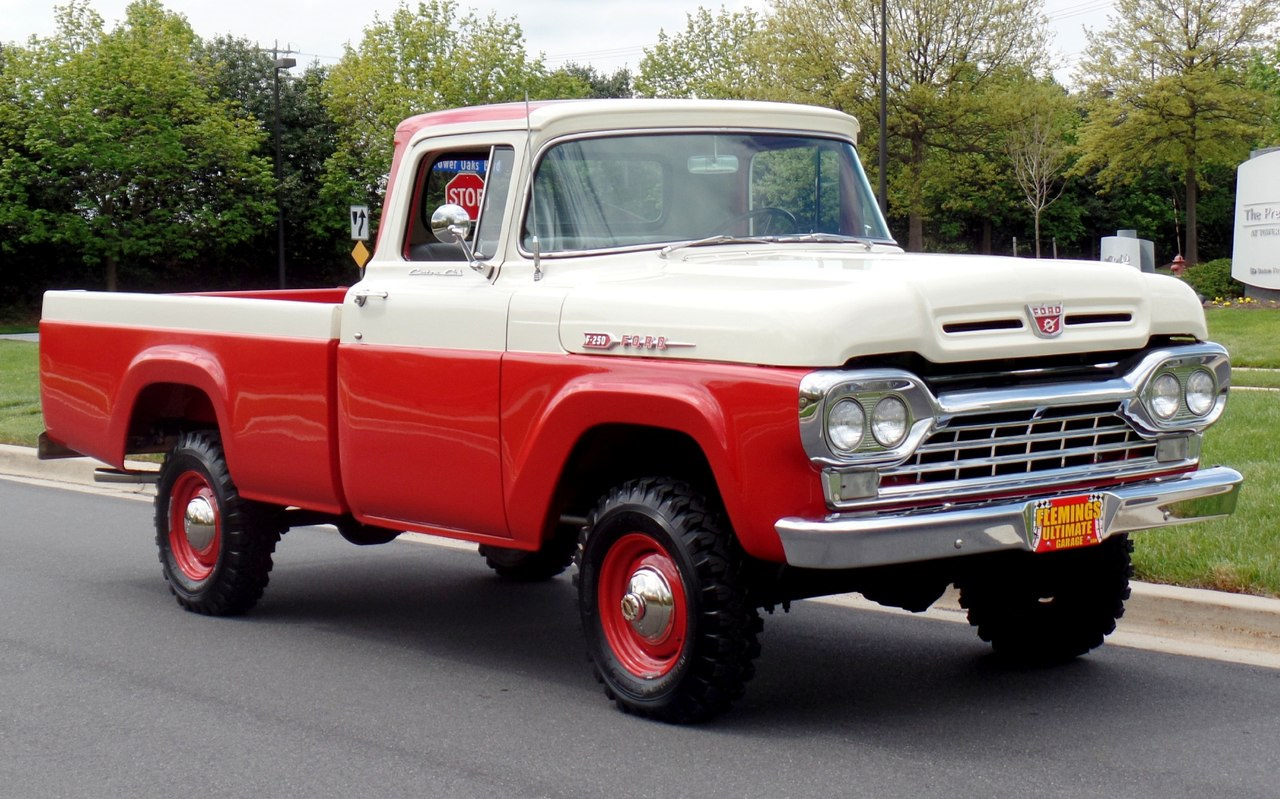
[4,443,1279,668]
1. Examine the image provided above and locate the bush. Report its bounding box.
[1180,258,1244,300]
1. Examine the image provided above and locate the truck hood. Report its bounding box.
[556,247,1207,367]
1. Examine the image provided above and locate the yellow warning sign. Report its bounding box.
[351,240,371,268]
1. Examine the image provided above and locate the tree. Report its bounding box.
[1074,0,1278,266]
[635,6,770,99]
[321,0,569,234]
[1247,43,1280,145]
[0,0,273,291]
[764,0,1050,250]
[551,62,633,98]
[200,36,345,285]
[1004,82,1075,258]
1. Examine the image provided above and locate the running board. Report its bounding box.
[94,467,160,485]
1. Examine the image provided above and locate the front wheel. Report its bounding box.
[155,431,281,616]
[958,535,1133,664]
[577,478,759,723]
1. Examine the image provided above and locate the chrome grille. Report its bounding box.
[881,403,1156,489]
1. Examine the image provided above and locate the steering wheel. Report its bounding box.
[717,207,798,236]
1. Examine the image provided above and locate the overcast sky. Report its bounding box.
[2,0,1111,82]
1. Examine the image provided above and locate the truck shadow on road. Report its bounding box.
[203,528,1270,737]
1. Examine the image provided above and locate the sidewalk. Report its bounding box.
[3,442,1280,669]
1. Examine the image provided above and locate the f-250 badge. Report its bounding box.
[583,332,695,351]
[1027,302,1065,338]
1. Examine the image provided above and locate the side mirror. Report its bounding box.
[429,203,480,270]
[430,203,473,244]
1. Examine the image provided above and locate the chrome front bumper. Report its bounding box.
[775,466,1243,569]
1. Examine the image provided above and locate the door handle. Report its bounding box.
[353,290,388,307]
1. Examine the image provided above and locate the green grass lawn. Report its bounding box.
[1131,389,1280,597]
[1204,307,1280,368]
[1232,370,1280,389]
[3,315,1279,596]
[0,341,41,447]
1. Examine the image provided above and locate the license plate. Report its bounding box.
[1026,493,1105,553]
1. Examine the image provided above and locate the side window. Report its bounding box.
[405,147,514,261]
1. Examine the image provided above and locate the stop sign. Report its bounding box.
[445,172,485,220]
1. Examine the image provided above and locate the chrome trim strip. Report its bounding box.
[842,458,1194,511]
[777,466,1242,569]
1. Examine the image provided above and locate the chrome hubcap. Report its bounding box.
[620,566,674,640]
[183,496,217,552]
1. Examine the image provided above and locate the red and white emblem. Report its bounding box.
[1027,302,1065,338]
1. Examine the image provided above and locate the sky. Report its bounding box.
[1,0,1113,83]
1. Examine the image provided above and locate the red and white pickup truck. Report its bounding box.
[40,99,1242,722]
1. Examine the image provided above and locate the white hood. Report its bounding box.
[556,247,1207,367]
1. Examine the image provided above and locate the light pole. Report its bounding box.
[878,0,888,215]
[273,49,296,289]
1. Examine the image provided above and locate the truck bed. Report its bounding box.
[40,288,349,513]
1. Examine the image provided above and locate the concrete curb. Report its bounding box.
[4,443,1279,667]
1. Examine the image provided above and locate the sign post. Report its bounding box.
[349,205,372,271]
[349,205,370,241]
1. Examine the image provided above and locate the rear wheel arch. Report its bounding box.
[113,351,232,462]
[126,382,221,454]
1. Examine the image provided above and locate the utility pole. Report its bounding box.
[272,42,297,289]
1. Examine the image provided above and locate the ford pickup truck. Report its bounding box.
[39,99,1243,723]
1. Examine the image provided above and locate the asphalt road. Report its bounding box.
[4,478,1280,799]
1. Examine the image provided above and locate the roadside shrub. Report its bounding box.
[1181,258,1244,300]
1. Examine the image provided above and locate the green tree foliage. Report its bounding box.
[321,0,572,236]
[1002,80,1077,257]
[199,36,346,284]
[1247,43,1280,144]
[551,63,633,98]
[1075,0,1278,267]
[635,6,769,99]
[764,0,1050,251]
[0,1,273,291]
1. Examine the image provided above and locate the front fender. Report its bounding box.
[500,354,824,562]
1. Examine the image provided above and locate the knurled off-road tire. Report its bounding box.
[479,529,577,582]
[576,478,760,723]
[154,431,281,616]
[957,535,1133,665]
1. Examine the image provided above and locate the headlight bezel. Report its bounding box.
[1133,351,1229,432]
[799,370,937,467]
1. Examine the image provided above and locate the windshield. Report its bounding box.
[522,132,893,253]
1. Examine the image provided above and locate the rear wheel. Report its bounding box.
[155,432,281,616]
[958,535,1133,664]
[479,529,577,582]
[577,478,759,723]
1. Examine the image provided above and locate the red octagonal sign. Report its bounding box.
[445,172,485,220]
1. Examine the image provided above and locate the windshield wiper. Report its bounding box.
[660,232,884,259]
[658,234,773,259]
[777,233,876,249]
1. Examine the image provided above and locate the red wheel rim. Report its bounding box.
[597,533,689,679]
[168,471,220,582]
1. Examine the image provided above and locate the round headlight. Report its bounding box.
[1149,373,1181,420]
[871,395,909,447]
[1185,369,1216,416]
[828,398,866,452]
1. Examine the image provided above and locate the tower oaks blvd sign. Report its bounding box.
[445,172,485,220]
